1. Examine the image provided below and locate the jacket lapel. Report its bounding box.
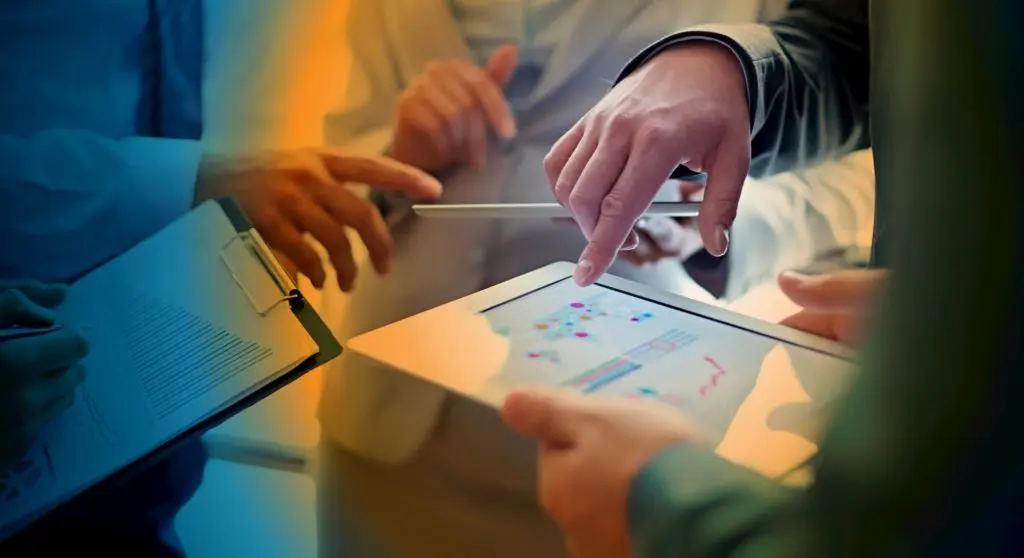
[527,0,649,105]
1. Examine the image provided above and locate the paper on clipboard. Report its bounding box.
[0,201,317,538]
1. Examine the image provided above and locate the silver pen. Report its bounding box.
[411,201,701,219]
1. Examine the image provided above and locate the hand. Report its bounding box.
[544,43,750,285]
[777,268,888,346]
[392,45,519,172]
[0,284,89,467]
[194,150,443,292]
[501,388,705,558]
[619,181,706,267]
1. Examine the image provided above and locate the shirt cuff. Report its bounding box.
[117,137,202,244]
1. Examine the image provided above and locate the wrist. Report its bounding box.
[656,42,747,98]
[193,152,236,206]
[639,38,752,131]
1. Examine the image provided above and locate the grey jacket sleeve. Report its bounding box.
[616,0,871,178]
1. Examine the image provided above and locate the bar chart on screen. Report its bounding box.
[624,386,687,406]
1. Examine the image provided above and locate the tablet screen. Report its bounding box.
[482,278,854,444]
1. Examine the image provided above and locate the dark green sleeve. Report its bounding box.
[626,0,1022,555]
[615,0,870,178]
[629,445,806,558]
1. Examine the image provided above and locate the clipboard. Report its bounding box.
[0,197,341,546]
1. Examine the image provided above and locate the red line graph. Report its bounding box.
[698,356,727,397]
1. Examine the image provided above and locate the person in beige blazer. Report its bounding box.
[315,0,871,556]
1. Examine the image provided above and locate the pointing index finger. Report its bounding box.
[575,148,677,285]
[320,153,443,200]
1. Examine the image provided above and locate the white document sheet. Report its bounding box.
[0,201,317,538]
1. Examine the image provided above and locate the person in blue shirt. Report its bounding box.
[0,1,440,555]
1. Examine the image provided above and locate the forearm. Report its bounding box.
[617,0,871,178]
[630,444,807,557]
[0,130,201,282]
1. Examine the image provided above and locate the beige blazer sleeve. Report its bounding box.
[323,0,403,154]
[323,0,474,155]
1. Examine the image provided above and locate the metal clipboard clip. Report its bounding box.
[219,229,301,317]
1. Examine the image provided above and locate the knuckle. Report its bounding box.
[599,193,630,218]
[543,152,568,179]
[415,115,441,136]
[437,104,460,122]
[705,197,739,223]
[634,122,672,148]
[348,200,377,230]
[566,189,599,211]
[467,71,490,90]
[605,110,639,131]
[272,183,300,204]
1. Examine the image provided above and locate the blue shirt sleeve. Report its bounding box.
[0,129,201,282]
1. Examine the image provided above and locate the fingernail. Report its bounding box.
[573,259,593,286]
[780,270,810,283]
[503,119,517,139]
[713,226,730,257]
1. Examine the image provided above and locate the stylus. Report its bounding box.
[410,202,701,219]
[0,324,63,341]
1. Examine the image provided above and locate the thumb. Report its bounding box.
[501,388,581,446]
[778,269,885,313]
[485,44,519,86]
[779,309,840,340]
[766,402,823,442]
[0,289,56,327]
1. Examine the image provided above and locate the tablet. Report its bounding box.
[345,262,857,451]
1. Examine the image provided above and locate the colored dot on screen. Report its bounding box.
[570,302,584,308]
[631,318,639,322]
[528,353,539,358]
[642,313,653,318]
[574,332,588,338]
[535,324,549,330]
